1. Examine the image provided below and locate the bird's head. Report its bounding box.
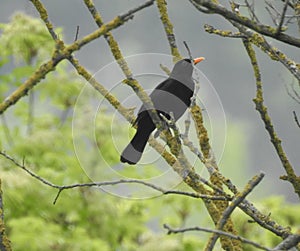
[170,57,205,80]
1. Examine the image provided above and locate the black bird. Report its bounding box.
[120,57,205,165]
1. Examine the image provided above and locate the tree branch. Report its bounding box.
[276,0,290,35]
[204,23,300,81]
[206,172,265,250]
[0,151,229,205]
[293,111,300,128]
[83,0,166,139]
[0,0,154,115]
[243,39,300,199]
[163,224,272,251]
[204,24,247,38]
[272,234,300,250]
[156,0,181,60]
[29,0,59,41]
[189,0,300,47]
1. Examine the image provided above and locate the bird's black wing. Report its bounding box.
[134,78,171,125]
[135,77,194,125]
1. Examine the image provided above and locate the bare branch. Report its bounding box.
[189,0,300,47]
[183,41,193,61]
[163,224,272,251]
[266,0,282,26]
[0,151,60,189]
[276,0,290,35]
[120,0,155,21]
[204,24,247,38]
[280,0,295,9]
[74,25,79,42]
[156,0,181,60]
[181,132,205,162]
[68,57,135,123]
[0,0,154,115]
[272,234,300,250]
[245,0,259,22]
[293,111,300,128]
[221,17,300,81]
[285,82,300,104]
[0,151,229,205]
[242,39,300,198]
[30,0,59,41]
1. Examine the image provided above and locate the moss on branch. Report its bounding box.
[243,40,300,199]
[156,0,181,61]
[190,0,300,47]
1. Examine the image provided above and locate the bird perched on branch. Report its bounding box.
[120,57,205,165]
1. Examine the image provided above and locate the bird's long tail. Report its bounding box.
[120,128,152,165]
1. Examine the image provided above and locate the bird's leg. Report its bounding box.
[160,112,177,137]
[154,112,170,138]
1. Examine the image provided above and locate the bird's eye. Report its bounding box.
[184,59,191,63]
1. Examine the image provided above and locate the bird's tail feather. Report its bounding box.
[120,129,151,165]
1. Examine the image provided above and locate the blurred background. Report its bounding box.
[1,0,298,200]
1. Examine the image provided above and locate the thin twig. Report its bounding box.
[156,0,181,60]
[285,83,300,104]
[204,24,247,38]
[276,0,290,35]
[119,0,155,21]
[0,151,229,205]
[206,20,300,81]
[0,151,60,189]
[280,0,294,9]
[183,41,193,61]
[159,112,196,174]
[163,224,272,251]
[181,112,205,162]
[245,0,259,22]
[74,25,79,41]
[68,56,134,123]
[293,111,300,128]
[189,0,300,47]
[265,0,281,26]
[159,64,171,75]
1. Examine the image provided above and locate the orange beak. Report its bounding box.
[193,57,205,65]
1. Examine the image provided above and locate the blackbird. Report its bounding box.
[120,57,204,165]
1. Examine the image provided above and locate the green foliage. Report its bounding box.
[0,12,58,64]
[9,216,110,251]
